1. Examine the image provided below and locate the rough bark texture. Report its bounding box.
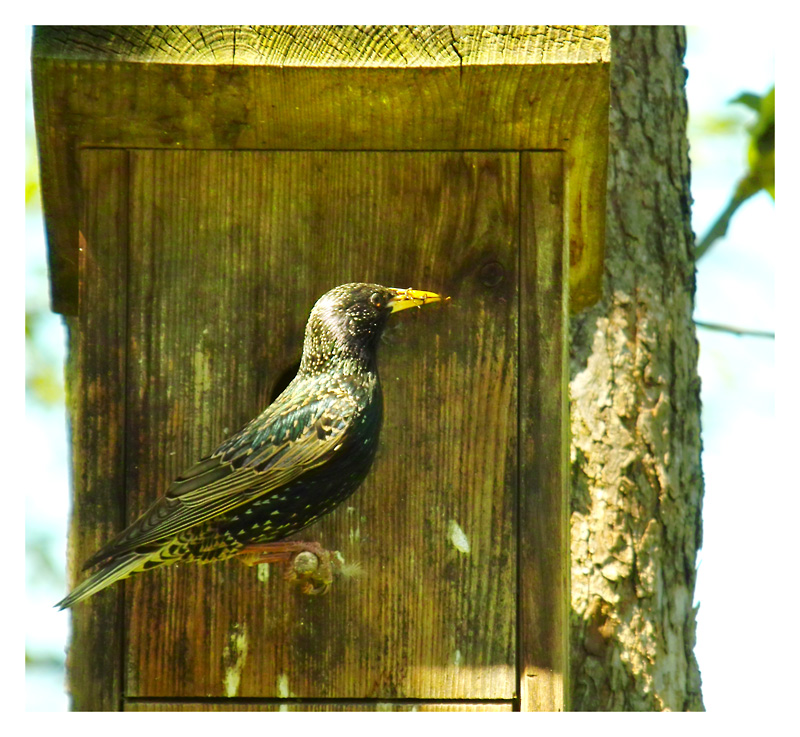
[569,26,704,711]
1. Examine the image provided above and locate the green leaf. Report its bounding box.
[729,91,762,113]
[748,86,774,199]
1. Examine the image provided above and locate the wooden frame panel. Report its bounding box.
[125,700,514,711]
[65,149,129,710]
[519,152,570,711]
[68,148,570,710]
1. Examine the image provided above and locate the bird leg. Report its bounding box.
[237,541,340,595]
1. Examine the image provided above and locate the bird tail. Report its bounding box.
[55,552,157,609]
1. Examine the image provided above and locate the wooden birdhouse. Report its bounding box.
[32,25,609,712]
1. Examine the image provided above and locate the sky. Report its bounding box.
[683,27,776,712]
[23,25,777,713]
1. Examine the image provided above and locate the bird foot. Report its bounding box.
[238,541,341,595]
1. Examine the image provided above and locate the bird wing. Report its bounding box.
[82,389,360,568]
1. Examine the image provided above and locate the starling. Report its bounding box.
[57,283,446,609]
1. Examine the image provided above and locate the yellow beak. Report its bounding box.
[387,288,449,313]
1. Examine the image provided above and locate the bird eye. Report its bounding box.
[369,292,384,310]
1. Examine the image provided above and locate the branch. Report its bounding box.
[694,320,774,339]
[694,190,751,260]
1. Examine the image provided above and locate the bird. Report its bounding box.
[56,283,447,609]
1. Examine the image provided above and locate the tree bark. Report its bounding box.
[569,26,704,711]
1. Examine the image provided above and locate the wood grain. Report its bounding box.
[118,150,519,700]
[31,25,608,315]
[125,700,513,711]
[63,149,130,710]
[32,25,609,66]
[518,153,570,711]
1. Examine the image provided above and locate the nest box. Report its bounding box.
[32,25,609,712]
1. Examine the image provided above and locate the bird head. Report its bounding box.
[299,283,447,376]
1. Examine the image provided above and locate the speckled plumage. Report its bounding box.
[57,283,445,609]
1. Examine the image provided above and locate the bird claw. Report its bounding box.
[238,541,341,595]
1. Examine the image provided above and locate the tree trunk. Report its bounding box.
[569,25,704,711]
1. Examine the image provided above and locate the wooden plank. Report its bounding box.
[31,25,609,316]
[518,152,570,711]
[119,150,519,700]
[62,149,129,710]
[32,25,609,65]
[125,700,514,711]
